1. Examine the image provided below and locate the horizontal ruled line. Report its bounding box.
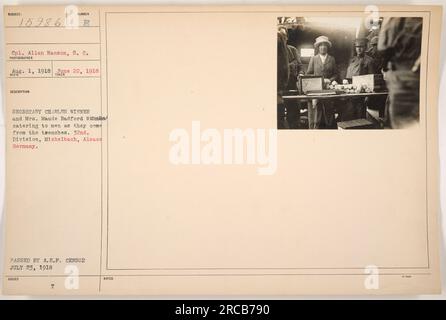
[7,76,100,79]
[6,42,100,45]
[106,266,431,270]
[5,26,99,28]
[4,273,433,277]
[7,59,100,62]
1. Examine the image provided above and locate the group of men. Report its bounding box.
[277,17,422,129]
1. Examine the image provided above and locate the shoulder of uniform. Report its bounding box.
[364,54,374,62]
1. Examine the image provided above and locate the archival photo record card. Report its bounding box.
[2,5,443,295]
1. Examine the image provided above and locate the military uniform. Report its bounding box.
[341,39,376,121]
[277,32,289,129]
[285,44,304,128]
[366,36,388,121]
[346,54,375,79]
[367,36,385,72]
[286,44,304,87]
[378,17,422,128]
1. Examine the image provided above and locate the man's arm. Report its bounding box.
[290,46,304,75]
[377,17,400,71]
[346,59,354,79]
[277,33,290,91]
[296,51,304,75]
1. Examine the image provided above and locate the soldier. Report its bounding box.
[277,30,290,129]
[342,38,375,121]
[378,17,422,128]
[278,26,304,128]
[346,38,375,78]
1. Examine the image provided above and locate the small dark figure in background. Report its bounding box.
[378,17,422,128]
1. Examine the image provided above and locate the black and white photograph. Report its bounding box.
[1,2,444,300]
[277,16,423,129]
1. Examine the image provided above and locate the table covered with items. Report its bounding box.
[281,74,389,129]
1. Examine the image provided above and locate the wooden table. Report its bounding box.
[282,91,388,101]
[279,91,389,129]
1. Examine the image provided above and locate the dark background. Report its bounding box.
[285,18,379,80]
